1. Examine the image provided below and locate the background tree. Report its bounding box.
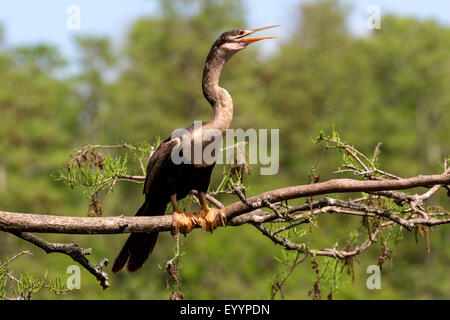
[0,0,449,299]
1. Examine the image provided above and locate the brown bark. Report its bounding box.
[1,173,448,234]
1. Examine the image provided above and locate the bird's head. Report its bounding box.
[214,25,279,53]
[202,25,279,104]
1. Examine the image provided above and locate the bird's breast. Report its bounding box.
[178,128,223,167]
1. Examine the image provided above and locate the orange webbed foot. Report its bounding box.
[197,207,227,233]
[171,211,197,236]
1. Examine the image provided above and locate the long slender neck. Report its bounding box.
[202,45,235,133]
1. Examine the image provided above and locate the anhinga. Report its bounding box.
[112,26,278,273]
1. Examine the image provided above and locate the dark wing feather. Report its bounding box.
[143,138,179,195]
[143,121,210,194]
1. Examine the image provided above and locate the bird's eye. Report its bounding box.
[239,30,245,36]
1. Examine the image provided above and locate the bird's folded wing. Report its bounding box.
[143,138,179,194]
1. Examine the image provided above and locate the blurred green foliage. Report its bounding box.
[0,0,449,299]
[0,251,69,300]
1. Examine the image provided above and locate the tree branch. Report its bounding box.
[11,232,109,289]
[1,173,449,234]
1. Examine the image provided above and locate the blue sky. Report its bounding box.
[1,0,449,60]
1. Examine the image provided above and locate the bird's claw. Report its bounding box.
[171,208,227,236]
[197,208,227,232]
[171,211,197,236]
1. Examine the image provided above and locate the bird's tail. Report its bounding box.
[112,199,166,273]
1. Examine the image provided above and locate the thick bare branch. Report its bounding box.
[1,173,449,234]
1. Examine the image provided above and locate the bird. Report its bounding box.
[112,25,278,273]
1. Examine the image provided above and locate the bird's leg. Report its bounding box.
[196,192,227,232]
[171,194,197,236]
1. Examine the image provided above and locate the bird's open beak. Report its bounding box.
[237,25,279,43]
